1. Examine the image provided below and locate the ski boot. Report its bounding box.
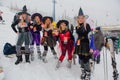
[85,71,91,80]
[25,54,30,63]
[42,51,48,63]
[113,70,119,80]
[37,51,42,60]
[56,60,62,69]
[51,50,58,59]
[81,68,86,80]
[31,52,34,61]
[36,46,42,59]
[15,55,23,65]
[67,60,72,68]
[30,46,34,61]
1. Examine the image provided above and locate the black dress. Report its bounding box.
[74,23,91,62]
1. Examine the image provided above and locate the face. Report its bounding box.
[35,16,41,23]
[45,18,52,25]
[95,30,99,32]
[21,13,27,20]
[60,22,67,30]
[77,16,85,24]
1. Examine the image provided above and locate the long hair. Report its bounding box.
[59,25,68,33]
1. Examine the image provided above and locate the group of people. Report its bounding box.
[11,5,105,80]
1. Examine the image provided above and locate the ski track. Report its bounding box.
[0,6,120,80]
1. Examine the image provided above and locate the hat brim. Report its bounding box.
[18,12,31,16]
[42,16,53,24]
[57,20,69,28]
[31,13,42,21]
[77,15,89,19]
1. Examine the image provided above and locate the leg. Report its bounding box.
[56,44,67,68]
[30,33,35,61]
[50,47,58,59]
[0,16,2,21]
[35,33,42,59]
[59,45,67,62]
[67,45,73,68]
[15,33,24,65]
[80,59,86,79]
[24,32,30,63]
[83,56,91,80]
[42,46,48,63]
[96,54,100,64]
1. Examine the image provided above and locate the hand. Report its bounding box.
[17,32,19,34]
[77,39,80,45]
[30,26,33,29]
[89,49,93,53]
[54,30,59,35]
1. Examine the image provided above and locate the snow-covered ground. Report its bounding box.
[0,6,120,80]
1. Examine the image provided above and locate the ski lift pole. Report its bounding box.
[105,47,108,80]
[53,0,56,21]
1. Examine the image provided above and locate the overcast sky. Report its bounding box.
[1,0,120,25]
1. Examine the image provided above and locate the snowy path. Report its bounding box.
[0,6,120,80]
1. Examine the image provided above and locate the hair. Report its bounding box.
[59,25,68,33]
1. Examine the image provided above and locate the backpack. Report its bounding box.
[3,43,16,55]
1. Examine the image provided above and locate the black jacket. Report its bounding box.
[76,23,91,42]
[11,19,29,33]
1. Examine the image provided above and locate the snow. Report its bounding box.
[0,6,120,80]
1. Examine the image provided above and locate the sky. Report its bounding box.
[1,0,120,26]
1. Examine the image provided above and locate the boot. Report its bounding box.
[113,70,119,78]
[80,68,86,79]
[30,45,34,61]
[36,46,42,59]
[42,51,48,63]
[31,53,34,61]
[56,60,62,69]
[67,60,72,68]
[51,50,58,59]
[25,54,30,63]
[37,51,42,59]
[85,71,91,80]
[15,55,23,65]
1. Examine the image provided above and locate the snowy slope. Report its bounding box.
[0,6,120,80]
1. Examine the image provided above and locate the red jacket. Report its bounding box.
[59,30,74,42]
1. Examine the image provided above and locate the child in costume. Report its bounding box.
[29,13,43,61]
[11,5,31,65]
[74,8,91,80]
[55,20,74,69]
[41,16,58,63]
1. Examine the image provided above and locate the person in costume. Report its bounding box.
[0,10,3,22]
[29,13,43,61]
[74,8,91,80]
[11,5,31,65]
[55,20,74,68]
[41,16,58,63]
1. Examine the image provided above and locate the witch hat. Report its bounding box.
[22,5,27,12]
[18,5,31,16]
[57,20,69,28]
[78,8,84,16]
[78,7,89,18]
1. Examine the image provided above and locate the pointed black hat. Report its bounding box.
[22,5,27,12]
[78,8,84,16]
[78,7,89,18]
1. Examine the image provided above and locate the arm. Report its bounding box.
[11,19,20,33]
